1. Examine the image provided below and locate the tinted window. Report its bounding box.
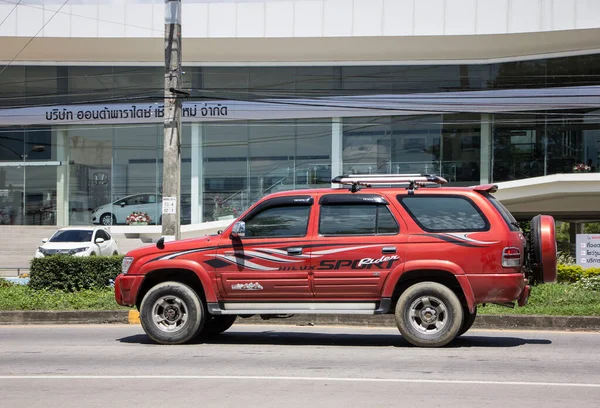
[96,230,110,240]
[483,192,520,231]
[125,195,148,205]
[399,196,488,232]
[244,206,310,238]
[319,205,399,235]
[50,230,93,242]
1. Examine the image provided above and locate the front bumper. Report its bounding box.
[114,274,145,307]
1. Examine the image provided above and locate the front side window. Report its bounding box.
[399,195,489,232]
[319,205,399,236]
[244,206,310,238]
[96,230,109,240]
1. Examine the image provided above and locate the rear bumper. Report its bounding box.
[467,273,528,305]
[114,274,145,307]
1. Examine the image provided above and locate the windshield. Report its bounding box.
[49,230,93,243]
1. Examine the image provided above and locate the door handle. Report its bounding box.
[382,246,397,254]
[287,247,303,256]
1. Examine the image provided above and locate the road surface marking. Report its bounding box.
[0,376,599,388]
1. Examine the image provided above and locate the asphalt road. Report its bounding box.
[1,324,600,408]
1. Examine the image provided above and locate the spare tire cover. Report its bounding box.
[530,215,557,283]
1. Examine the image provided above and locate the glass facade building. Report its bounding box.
[1,54,600,226]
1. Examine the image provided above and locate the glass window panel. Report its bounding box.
[68,126,113,225]
[0,66,25,108]
[244,205,310,238]
[441,114,481,185]
[203,123,248,221]
[493,114,544,182]
[113,124,160,225]
[0,129,24,161]
[319,204,398,235]
[400,196,488,232]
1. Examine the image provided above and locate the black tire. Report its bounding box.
[140,281,205,345]
[458,306,477,336]
[395,282,464,348]
[202,315,237,337]
[100,213,115,226]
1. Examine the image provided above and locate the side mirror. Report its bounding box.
[41,238,48,243]
[95,238,105,244]
[120,202,126,208]
[231,221,246,239]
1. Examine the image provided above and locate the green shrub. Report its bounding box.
[557,264,600,283]
[557,252,575,265]
[0,285,126,310]
[575,276,600,291]
[0,279,15,288]
[30,255,124,292]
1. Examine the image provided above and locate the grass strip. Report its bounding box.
[479,283,600,316]
[0,282,598,315]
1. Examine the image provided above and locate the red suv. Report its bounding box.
[115,174,557,348]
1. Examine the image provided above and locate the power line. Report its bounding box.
[0,0,70,77]
[0,0,162,34]
[0,0,20,31]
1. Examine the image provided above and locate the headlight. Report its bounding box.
[69,247,90,254]
[37,247,46,254]
[122,257,134,275]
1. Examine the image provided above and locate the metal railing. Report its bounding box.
[0,267,30,278]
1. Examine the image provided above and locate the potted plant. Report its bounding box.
[572,163,592,173]
[126,211,152,225]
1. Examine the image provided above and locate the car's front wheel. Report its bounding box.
[395,282,463,348]
[140,281,205,345]
[99,213,115,226]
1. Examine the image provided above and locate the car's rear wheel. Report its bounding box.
[140,281,205,345]
[395,282,463,348]
[529,215,557,283]
[458,306,477,336]
[201,315,237,337]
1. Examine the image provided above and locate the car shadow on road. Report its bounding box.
[118,330,552,348]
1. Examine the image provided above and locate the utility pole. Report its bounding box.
[162,0,182,241]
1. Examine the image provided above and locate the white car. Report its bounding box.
[35,227,119,258]
[91,193,161,226]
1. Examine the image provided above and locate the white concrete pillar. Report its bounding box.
[331,117,343,187]
[191,123,203,224]
[480,114,492,184]
[55,129,69,226]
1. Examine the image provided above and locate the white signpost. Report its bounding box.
[162,196,177,215]
[576,234,600,267]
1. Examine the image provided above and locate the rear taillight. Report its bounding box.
[502,247,521,268]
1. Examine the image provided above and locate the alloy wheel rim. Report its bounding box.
[151,295,189,333]
[408,295,448,335]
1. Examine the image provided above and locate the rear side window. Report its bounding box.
[482,192,520,231]
[319,205,399,236]
[399,195,489,232]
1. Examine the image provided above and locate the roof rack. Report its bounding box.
[331,174,448,193]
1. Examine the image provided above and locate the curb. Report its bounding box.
[1,310,600,331]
